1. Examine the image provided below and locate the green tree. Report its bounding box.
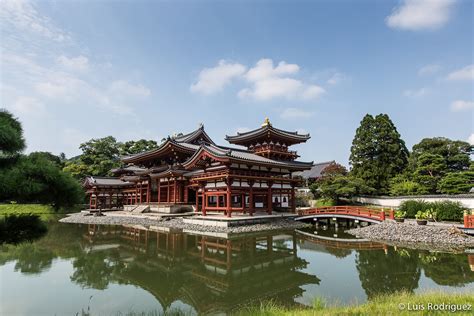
[0,109,25,157]
[118,139,158,156]
[64,136,121,179]
[437,171,474,194]
[1,153,84,208]
[389,174,426,196]
[411,137,472,172]
[350,114,409,194]
[413,153,447,193]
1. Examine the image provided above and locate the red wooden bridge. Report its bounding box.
[296,205,393,224]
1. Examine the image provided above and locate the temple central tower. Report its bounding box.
[225,118,310,161]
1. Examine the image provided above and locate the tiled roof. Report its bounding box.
[84,176,133,187]
[183,144,313,170]
[122,139,198,163]
[294,161,335,179]
[149,165,188,178]
[225,125,310,144]
[173,124,215,144]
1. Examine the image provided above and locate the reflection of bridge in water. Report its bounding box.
[83,224,320,314]
[295,229,388,251]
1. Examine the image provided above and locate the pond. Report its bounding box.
[1,219,473,315]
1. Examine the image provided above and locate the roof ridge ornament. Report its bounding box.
[261,117,271,127]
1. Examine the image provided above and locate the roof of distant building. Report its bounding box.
[294,161,335,179]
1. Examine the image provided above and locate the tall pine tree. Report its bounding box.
[350,114,409,194]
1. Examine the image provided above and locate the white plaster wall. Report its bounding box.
[353,195,474,209]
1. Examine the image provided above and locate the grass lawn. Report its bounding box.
[0,204,73,221]
[236,291,474,316]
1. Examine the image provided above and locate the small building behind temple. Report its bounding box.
[294,160,335,186]
[83,118,314,217]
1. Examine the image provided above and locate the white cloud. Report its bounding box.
[191,58,325,101]
[57,55,89,72]
[468,134,474,145]
[12,96,45,115]
[0,0,71,42]
[280,107,314,119]
[418,64,441,76]
[190,60,246,95]
[451,100,474,112]
[446,65,474,81]
[239,59,325,101]
[403,87,429,97]
[386,0,455,31]
[244,59,299,82]
[327,72,346,85]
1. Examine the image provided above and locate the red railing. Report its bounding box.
[298,206,391,222]
[465,214,474,228]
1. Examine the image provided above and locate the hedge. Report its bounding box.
[399,200,465,222]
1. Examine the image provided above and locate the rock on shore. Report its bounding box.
[347,221,474,250]
[59,212,310,233]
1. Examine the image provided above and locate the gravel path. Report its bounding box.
[347,221,474,251]
[59,212,310,233]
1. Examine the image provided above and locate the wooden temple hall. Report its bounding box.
[83,118,313,217]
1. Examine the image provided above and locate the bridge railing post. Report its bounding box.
[380,210,386,221]
[389,209,394,220]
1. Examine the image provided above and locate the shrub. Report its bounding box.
[399,200,464,222]
[399,200,431,218]
[394,210,406,218]
[431,201,464,222]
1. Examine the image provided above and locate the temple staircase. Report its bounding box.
[130,205,150,214]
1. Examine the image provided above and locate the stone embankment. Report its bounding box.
[347,221,474,251]
[59,212,309,233]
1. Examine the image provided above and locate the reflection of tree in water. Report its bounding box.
[420,253,474,287]
[13,243,54,274]
[356,248,420,298]
[0,221,85,275]
[70,251,125,290]
[324,247,352,258]
[0,214,47,244]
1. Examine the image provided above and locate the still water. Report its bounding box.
[1,220,473,315]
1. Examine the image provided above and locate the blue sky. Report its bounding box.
[1,0,473,165]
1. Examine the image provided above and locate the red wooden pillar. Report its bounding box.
[157,179,161,203]
[267,181,273,215]
[146,181,150,204]
[291,184,296,213]
[89,193,93,209]
[173,179,177,204]
[226,178,232,217]
[249,181,254,216]
[195,188,199,213]
[202,186,207,216]
[167,178,170,203]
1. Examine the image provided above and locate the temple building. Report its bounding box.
[83,118,313,216]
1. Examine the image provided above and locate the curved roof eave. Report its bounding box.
[122,139,196,163]
[225,125,310,143]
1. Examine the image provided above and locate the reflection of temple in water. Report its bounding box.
[83,225,320,314]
